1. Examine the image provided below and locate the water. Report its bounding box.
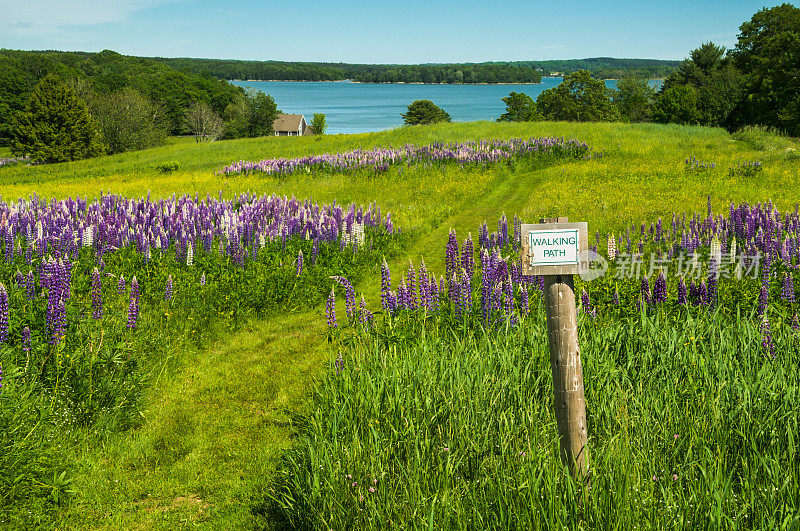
[231,78,657,134]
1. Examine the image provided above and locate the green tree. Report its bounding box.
[497,92,540,122]
[184,101,223,142]
[11,75,103,163]
[536,70,620,122]
[401,100,452,125]
[651,85,700,125]
[246,89,279,137]
[310,113,327,135]
[613,77,655,122]
[89,87,167,154]
[730,3,800,135]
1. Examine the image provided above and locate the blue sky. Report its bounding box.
[0,1,784,62]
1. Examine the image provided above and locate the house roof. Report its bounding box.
[273,114,305,132]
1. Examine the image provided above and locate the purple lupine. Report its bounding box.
[332,276,355,321]
[25,270,35,300]
[418,259,430,311]
[334,351,344,374]
[296,249,304,276]
[91,267,103,319]
[653,272,667,303]
[117,275,126,294]
[677,277,688,305]
[446,229,459,281]
[461,233,475,280]
[406,261,417,310]
[311,238,319,264]
[127,276,140,329]
[792,313,799,332]
[613,289,620,306]
[200,272,206,286]
[640,277,651,304]
[165,274,173,301]
[359,294,373,326]
[519,285,529,315]
[706,271,718,309]
[581,289,592,313]
[326,286,337,328]
[380,258,391,312]
[781,273,795,302]
[52,298,66,344]
[760,315,776,358]
[0,363,2,393]
[0,284,7,342]
[757,283,769,317]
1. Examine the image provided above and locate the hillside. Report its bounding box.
[1,121,798,528]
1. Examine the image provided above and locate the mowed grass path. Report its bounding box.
[1,122,796,528]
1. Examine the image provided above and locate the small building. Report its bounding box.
[272,114,313,136]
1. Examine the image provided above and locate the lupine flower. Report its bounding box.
[757,283,769,317]
[165,274,173,301]
[0,284,7,342]
[25,270,35,300]
[406,261,417,310]
[520,285,529,315]
[760,314,776,358]
[581,289,591,313]
[613,289,620,306]
[781,273,795,302]
[186,243,194,266]
[380,258,391,312]
[607,234,616,261]
[118,275,126,294]
[446,230,459,281]
[128,276,140,329]
[792,313,799,332]
[677,278,687,305]
[326,286,337,328]
[91,267,103,319]
[296,249,304,276]
[652,272,667,303]
[332,276,355,321]
[640,277,651,304]
[0,363,2,392]
[200,272,206,286]
[335,351,344,373]
[706,271,718,309]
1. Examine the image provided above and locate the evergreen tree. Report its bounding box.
[12,75,103,163]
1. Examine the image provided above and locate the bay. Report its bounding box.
[230,78,649,135]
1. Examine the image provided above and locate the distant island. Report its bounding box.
[147,56,681,84]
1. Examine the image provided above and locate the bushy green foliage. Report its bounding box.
[222,89,279,139]
[310,113,327,135]
[652,85,701,125]
[156,161,180,173]
[537,70,620,122]
[88,87,167,154]
[613,76,655,122]
[402,100,452,125]
[497,92,541,122]
[11,75,104,163]
[731,3,800,135]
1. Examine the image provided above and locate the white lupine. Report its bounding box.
[36,220,43,240]
[710,237,722,265]
[82,226,94,247]
[607,234,617,261]
[186,243,194,266]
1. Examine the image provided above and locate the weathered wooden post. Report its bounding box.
[521,217,589,481]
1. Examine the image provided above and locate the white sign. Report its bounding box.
[528,229,580,266]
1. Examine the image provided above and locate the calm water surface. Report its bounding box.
[231,78,587,134]
[231,79,658,134]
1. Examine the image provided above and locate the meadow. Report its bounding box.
[0,121,798,529]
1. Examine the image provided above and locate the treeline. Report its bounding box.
[149,57,543,84]
[531,57,681,78]
[147,57,680,83]
[0,49,282,159]
[496,4,800,137]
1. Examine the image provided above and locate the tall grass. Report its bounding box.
[272,303,800,529]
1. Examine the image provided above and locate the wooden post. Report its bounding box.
[540,216,589,481]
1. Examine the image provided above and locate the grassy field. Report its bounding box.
[1,121,798,528]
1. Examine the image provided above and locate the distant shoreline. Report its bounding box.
[235,79,544,85]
